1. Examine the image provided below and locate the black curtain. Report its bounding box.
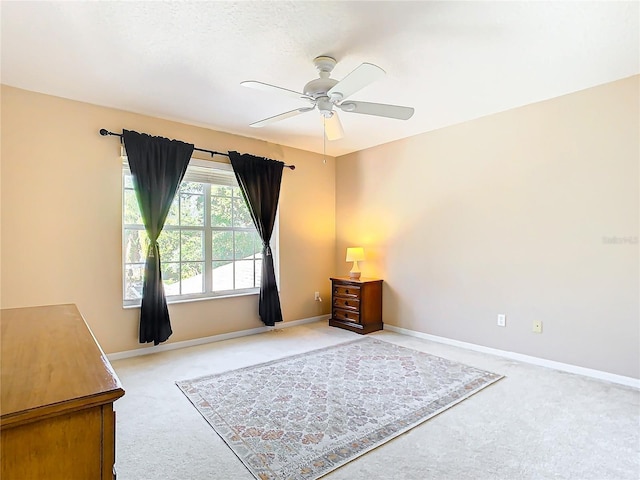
[123,130,194,345]
[229,152,284,326]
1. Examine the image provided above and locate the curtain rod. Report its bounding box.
[99,129,295,170]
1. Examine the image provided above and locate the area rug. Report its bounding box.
[176,337,503,480]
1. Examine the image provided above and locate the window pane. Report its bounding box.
[235,260,256,289]
[212,185,232,197]
[158,230,180,262]
[124,264,144,300]
[124,229,147,264]
[181,262,204,294]
[255,233,264,255]
[212,261,233,291]
[124,174,134,189]
[180,193,204,226]
[163,263,180,296]
[233,198,253,227]
[212,231,233,260]
[255,254,262,288]
[211,195,232,227]
[235,231,258,260]
[181,181,204,194]
[181,231,203,261]
[124,190,143,225]
[165,196,179,226]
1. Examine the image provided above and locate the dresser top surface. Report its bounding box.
[1,304,124,424]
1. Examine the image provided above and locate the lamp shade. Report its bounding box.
[345,247,365,262]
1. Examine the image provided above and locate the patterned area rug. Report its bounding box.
[176,337,503,480]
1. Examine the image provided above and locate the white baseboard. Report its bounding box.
[383,324,639,389]
[107,315,329,361]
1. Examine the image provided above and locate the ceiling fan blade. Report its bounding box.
[324,113,344,141]
[241,81,312,101]
[338,100,414,120]
[327,63,385,101]
[249,107,314,128]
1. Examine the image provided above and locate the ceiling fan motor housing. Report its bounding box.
[303,55,339,99]
[303,78,338,98]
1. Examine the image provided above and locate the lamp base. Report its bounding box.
[348,259,362,280]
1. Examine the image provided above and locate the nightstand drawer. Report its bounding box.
[332,308,360,323]
[333,285,361,298]
[333,296,359,310]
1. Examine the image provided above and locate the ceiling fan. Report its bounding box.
[241,56,415,141]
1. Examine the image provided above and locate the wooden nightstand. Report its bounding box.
[329,277,383,334]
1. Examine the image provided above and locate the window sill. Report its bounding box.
[123,289,259,310]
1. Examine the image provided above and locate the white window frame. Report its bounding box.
[122,158,279,307]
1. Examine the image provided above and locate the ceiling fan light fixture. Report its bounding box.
[316,96,333,115]
[325,113,344,141]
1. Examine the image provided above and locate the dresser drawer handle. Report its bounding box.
[334,286,361,297]
[333,297,359,310]
[333,309,359,322]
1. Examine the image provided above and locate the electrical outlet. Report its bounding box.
[314,291,321,302]
[497,314,506,327]
[533,320,543,333]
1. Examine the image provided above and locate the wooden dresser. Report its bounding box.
[1,304,125,479]
[329,277,383,334]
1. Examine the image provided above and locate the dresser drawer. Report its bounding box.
[333,296,359,310]
[333,285,361,298]
[332,308,360,323]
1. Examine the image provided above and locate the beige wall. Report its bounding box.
[3,77,638,378]
[1,86,335,354]
[336,76,639,379]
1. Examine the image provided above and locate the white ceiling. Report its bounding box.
[1,1,638,157]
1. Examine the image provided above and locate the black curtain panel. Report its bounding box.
[229,152,284,326]
[123,130,194,345]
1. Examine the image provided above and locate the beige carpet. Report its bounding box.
[112,322,640,480]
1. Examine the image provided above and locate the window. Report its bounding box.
[123,159,273,306]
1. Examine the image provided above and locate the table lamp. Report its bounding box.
[346,247,365,280]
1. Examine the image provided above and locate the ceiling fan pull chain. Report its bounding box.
[323,117,327,164]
